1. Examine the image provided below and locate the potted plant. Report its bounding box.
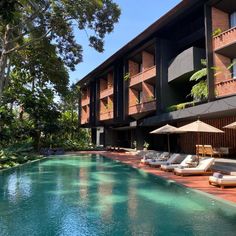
[143,141,149,151]
[147,95,154,102]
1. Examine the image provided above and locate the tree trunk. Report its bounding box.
[0,25,12,98]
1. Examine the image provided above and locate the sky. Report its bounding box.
[70,0,181,84]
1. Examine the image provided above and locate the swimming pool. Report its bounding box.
[0,154,236,236]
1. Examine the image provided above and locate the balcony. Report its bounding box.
[81,116,89,125]
[129,66,156,87]
[213,27,236,58]
[215,78,236,97]
[100,111,113,121]
[100,87,114,99]
[128,100,156,115]
[81,97,89,106]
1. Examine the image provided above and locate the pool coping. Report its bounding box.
[0,157,47,173]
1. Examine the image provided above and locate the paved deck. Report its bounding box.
[74,151,236,204]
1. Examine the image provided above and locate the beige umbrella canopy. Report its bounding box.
[178,120,224,133]
[223,121,236,129]
[178,119,224,162]
[150,124,184,156]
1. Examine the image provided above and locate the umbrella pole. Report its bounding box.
[197,132,200,164]
[167,133,170,157]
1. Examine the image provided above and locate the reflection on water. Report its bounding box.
[0,155,236,236]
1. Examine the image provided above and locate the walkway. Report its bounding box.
[75,151,236,204]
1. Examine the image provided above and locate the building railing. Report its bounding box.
[213,26,236,51]
[99,110,114,120]
[81,98,90,106]
[215,77,236,97]
[100,87,114,99]
[81,117,89,124]
[128,100,156,115]
[129,66,156,87]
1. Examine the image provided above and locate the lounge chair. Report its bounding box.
[204,145,222,158]
[196,145,204,156]
[209,173,236,188]
[160,154,195,172]
[174,157,215,176]
[149,153,183,168]
[140,151,162,164]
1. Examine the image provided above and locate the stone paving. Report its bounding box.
[73,150,236,204]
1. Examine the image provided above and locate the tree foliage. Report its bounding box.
[189,59,208,101]
[189,59,236,101]
[0,0,121,96]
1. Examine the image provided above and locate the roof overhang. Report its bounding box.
[77,0,207,88]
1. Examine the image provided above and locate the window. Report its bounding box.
[230,12,236,28]
[232,58,236,79]
[137,90,143,103]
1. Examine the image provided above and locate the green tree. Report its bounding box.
[60,84,80,139]
[0,0,121,97]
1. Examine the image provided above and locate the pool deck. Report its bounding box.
[74,151,236,204]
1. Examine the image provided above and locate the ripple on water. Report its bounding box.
[0,155,236,236]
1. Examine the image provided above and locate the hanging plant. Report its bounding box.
[123,72,130,81]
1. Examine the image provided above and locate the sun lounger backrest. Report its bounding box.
[197,157,214,170]
[204,145,214,156]
[196,145,204,155]
[180,155,194,166]
[160,152,169,157]
[158,152,169,160]
[152,153,162,159]
[166,153,181,164]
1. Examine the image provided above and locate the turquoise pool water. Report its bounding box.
[0,155,236,236]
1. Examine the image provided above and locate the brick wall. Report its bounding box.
[177,116,236,154]
[213,53,236,97]
[99,71,114,120]
[142,51,154,70]
[142,82,154,103]
[212,7,229,32]
[100,98,107,114]
[129,88,138,106]
[100,78,107,91]
[107,72,113,88]
[81,105,89,124]
[214,53,231,84]
[128,60,139,77]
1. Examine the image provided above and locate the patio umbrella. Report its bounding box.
[150,124,184,156]
[223,121,236,129]
[178,119,224,162]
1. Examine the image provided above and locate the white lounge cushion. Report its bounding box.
[209,175,236,185]
[140,152,162,164]
[161,155,194,171]
[161,163,180,171]
[142,152,168,163]
[149,153,182,166]
[174,157,214,174]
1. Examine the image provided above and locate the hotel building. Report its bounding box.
[78,0,236,154]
